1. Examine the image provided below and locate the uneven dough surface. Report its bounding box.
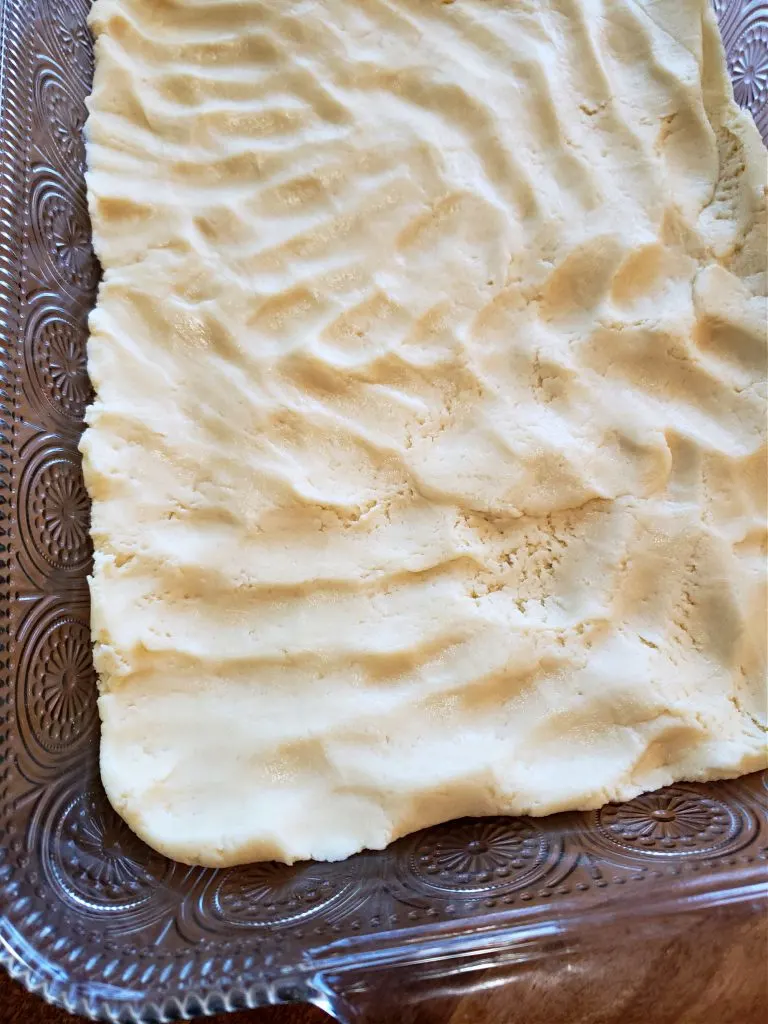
[83,0,767,866]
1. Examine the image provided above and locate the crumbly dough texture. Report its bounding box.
[83,0,767,867]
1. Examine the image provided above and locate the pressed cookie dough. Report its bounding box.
[82,0,767,866]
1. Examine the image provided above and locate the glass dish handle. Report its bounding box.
[307,895,767,1022]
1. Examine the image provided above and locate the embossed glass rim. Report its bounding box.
[0,1,766,1022]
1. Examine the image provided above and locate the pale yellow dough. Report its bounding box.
[83,0,767,867]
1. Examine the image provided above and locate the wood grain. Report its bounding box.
[2,900,765,1023]
[330,900,768,1024]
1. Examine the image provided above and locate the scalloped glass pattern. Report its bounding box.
[0,1,766,1021]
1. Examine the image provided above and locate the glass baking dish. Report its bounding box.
[0,0,766,1020]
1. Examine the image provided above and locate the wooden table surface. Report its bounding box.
[2,898,766,1024]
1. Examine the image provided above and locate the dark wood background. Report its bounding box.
[2,898,766,1024]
